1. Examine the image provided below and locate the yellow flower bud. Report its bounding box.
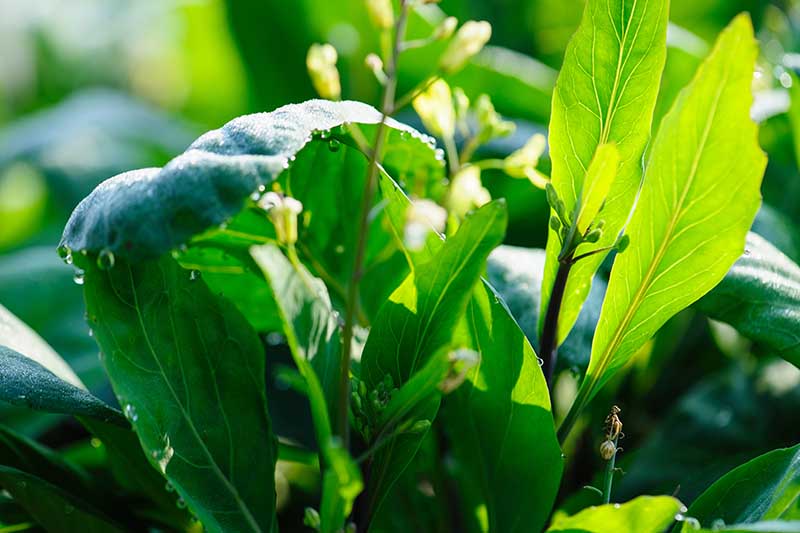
[365,0,394,30]
[446,165,491,218]
[306,43,341,101]
[259,192,304,245]
[433,16,458,40]
[412,79,456,139]
[439,20,492,74]
[504,133,548,188]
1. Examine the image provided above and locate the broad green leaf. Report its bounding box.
[540,0,670,344]
[575,143,620,233]
[445,283,563,533]
[359,201,507,522]
[569,15,767,434]
[676,445,800,532]
[696,233,800,368]
[0,303,81,388]
[250,244,362,533]
[79,255,277,533]
[547,495,683,533]
[0,347,125,426]
[378,176,563,532]
[0,466,125,533]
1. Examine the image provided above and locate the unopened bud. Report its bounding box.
[599,439,617,460]
[306,44,341,100]
[365,53,385,83]
[406,420,432,434]
[617,234,630,253]
[303,507,321,529]
[549,215,561,232]
[366,0,394,29]
[446,166,491,219]
[433,16,458,40]
[439,20,492,74]
[412,79,455,139]
[584,228,602,243]
[259,192,304,245]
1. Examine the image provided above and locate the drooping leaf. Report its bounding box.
[0,347,125,426]
[675,445,800,532]
[566,15,767,438]
[378,176,563,532]
[79,255,277,533]
[0,466,125,533]
[547,496,683,533]
[540,0,670,345]
[359,200,508,522]
[696,233,800,368]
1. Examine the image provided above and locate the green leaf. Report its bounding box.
[0,466,125,533]
[696,233,800,368]
[789,72,800,167]
[575,143,620,234]
[692,521,800,533]
[359,200,508,521]
[540,0,670,344]
[566,15,767,436]
[677,445,800,531]
[0,303,82,389]
[0,346,125,426]
[377,176,563,532]
[80,255,277,533]
[444,283,563,533]
[547,495,683,533]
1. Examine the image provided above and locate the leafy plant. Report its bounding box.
[1,0,798,532]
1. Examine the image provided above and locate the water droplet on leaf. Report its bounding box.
[97,249,115,270]
[73,270,85,285]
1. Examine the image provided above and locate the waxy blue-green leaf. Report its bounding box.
[60,99,441,261]
[377,176,563,532]
[359,200,507,522]
[0,347,125,426]
[0,466,125,533]
[696,233,800,368]
[0,303,82,389]
[80,255,277,533]
[250,244,361,533]
[547,496,683,533]
[675,445,800,532]
[564,15,767,439]
[540,0,670,344]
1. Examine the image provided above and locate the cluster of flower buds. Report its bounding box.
[306,43,341,100]
[258,192,303,246]
[350,374,398,441]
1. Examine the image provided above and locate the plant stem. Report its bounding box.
[539,257,573,386]
[338,0,409,447]
[602,436,619,504]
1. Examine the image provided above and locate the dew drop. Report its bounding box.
[64,504,75,515]
[335,244,345,254]
[250,191,261,201]
[537,357,545,367]
[88,329,93,337]
[266,332,286,346]
[124,404,138,422]
[57,245,71,262]
[165,482,175,493]
[399,131,409,140]
[434,148,445,161]
[320,130,330,139]
[176,498,187,509]
[65,253,74,265]
[97,249,115,270]
[73,270,85,285]
[189,270,200,281]
[258,184,266,193]
[328,139,341,152]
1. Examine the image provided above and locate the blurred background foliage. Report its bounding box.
[1,0,799,526]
